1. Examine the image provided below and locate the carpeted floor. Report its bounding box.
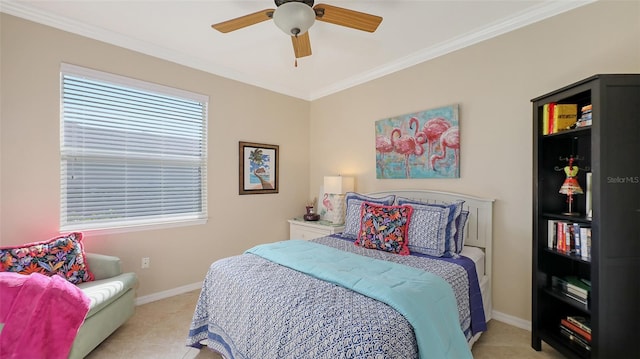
[86,290,564,359]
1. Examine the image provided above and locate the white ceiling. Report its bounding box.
[2,0,593,100]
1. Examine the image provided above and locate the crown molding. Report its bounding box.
[0,0,306,99]
[2,0,595,101]
[309,0,596,100]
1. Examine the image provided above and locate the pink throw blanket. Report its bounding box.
[0,272,91,359]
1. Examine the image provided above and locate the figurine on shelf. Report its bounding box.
[556,155,588,216]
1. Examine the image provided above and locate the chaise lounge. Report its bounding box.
[69,253,137,359]
[0,249,137,359]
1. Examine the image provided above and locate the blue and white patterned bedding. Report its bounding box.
[186,235,486,358]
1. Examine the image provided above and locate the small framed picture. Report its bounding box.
[239,141,279,195]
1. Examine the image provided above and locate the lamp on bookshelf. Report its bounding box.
[559,156,583,216]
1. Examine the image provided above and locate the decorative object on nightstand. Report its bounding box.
[319,175,354,225]
[303,205,320,221]
[288,218,345,241]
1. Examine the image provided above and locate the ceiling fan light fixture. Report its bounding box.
[273,2,316,36]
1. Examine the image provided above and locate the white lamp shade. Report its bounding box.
[323,176,355,194]
[273,2,316,36]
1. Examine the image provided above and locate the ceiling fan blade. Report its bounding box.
[313,3,382,32]
[291,32,312,58]
[211,9,274,33]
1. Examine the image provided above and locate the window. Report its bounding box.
[60,63,208,232]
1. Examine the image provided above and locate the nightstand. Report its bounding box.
[288,218,345,240]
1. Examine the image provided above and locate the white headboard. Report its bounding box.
[366,189,495,320]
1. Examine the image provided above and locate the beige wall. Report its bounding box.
[0,14,311,297]
[309,0,640,321]
[1,0,639,323]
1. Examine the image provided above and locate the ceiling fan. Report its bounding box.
[211,0,383,60]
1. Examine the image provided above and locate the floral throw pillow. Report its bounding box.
[343,192,396,238]
[0,232,94,284]
[355,202,413,255]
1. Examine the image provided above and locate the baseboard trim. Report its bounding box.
[135,281,202,306]
[491,309,532,331]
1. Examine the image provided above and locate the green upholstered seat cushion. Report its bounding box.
[77,272,137,318]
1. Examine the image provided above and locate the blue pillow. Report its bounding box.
[400,203,451,256]
[396,198,464,257]
[342,192,395,238]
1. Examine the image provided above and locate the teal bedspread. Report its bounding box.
[246,239,472,359]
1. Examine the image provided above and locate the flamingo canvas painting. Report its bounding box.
[375,105,460,179]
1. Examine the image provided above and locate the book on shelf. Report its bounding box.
[576,104,593,128]
[543,103,550,135]
[580,226,592,260]
[556,221,569,253]
[547,102,556,134]
[560,325,592,351]
[561,318,592,342]
[553,104,578,133]
[552,287,588,305]
[546,220,591,259]
[567,315,592,334]
[547,219,556,249]
[560,221,567,253]
[567,292,588,305]
[543,103,578,134]
[567,287,588,300]
[548,220,565,252]
[551,275,591,304]
[564,275,590,293]
[572,223,581,255]
[585,172,593,219]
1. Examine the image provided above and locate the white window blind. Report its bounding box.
[60,63,208,232]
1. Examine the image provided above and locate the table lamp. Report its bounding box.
[322,175,355,224]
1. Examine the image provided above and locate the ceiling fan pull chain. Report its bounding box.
[294,32,299,67]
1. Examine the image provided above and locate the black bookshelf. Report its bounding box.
[532,74,640,358]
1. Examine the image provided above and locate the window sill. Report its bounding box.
[60,218,208,236]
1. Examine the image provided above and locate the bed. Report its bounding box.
[187,190,494,358]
